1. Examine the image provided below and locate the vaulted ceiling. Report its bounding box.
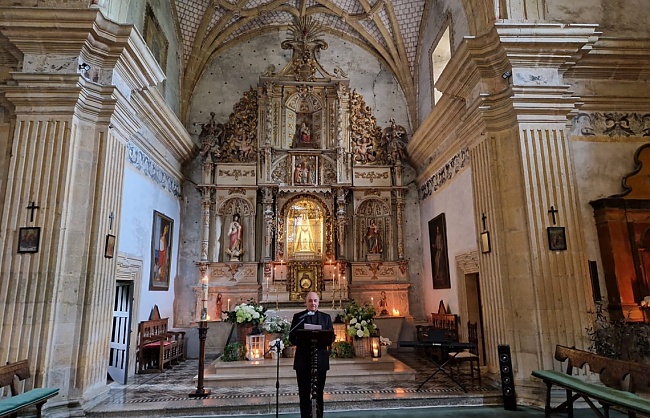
[174,0,427,124]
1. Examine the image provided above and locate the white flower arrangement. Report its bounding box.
[262,315,290,334]
[268,338,285,353]
[227,301,266,326]
[380,336,392,346]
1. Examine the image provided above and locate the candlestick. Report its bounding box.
[227,298,231,312]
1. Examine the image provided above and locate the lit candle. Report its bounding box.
[228,298,231,311]
[371,297,374,305]
[372,343,379,357]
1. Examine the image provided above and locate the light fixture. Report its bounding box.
[371,331,381,358]
[333,322,347,342]
[502,71,512,79]
[78,63,91,72]
[247,334,265,361]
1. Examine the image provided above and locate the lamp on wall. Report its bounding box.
[502,71,512,79]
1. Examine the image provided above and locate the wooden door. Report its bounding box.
[108,281,133,384]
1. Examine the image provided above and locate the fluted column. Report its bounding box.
[262,187,275,260]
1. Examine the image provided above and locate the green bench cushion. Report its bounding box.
[0,387,59,416]
[532,370,650,414]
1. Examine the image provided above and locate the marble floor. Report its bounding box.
[87,350,504,417]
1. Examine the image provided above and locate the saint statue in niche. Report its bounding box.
[225,213,244,260]
[366,219,382,254]
[293,114,318,148]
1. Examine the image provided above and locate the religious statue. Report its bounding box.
[379,291,389,316]
[381,118,408,164]
[366,219,382,254]
[225,213,244,260]
[216,292,223,320]
[294,214,315,253]
[299,122,311,142]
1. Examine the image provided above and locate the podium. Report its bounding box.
[296,329,334,418]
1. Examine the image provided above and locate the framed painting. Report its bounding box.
[150,211,173,291]
[428,213,450,289]
[17,227,40,253]
[547,226,567,251]
[104,234,116,259]
[480,231,491,254]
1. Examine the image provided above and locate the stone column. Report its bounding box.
[335,188,349,259]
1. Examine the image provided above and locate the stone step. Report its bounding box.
[202,354,416,387]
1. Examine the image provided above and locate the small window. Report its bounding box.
[431,26,451,105]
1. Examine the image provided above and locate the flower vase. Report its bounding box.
[283,346,296,358]
[237,323,254,343]
[353,338,371,358]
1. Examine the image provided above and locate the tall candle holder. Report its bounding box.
[189,320,211,397]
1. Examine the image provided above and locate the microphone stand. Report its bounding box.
[262,316,306,418]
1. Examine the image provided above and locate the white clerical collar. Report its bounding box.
[307,311,316,315]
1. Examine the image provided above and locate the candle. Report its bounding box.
[228,298,231,311]
[372,342,379,357]
[371,297,374,305]
[201,276,208,321]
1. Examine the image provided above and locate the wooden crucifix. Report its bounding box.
[27,201,39,222]
[548,206,559,225]
[481,212,487,231]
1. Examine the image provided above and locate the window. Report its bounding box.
[431,26,451,105]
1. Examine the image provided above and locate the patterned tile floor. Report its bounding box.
[88,350,502,417]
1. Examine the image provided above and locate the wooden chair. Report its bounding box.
[448,321,481,384]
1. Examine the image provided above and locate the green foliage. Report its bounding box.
[586,301,650,362]
[224,300,267,326]
[221,342,245,362]
[330,341,354,358]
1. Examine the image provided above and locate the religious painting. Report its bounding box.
[293,113,318,149]
[480,231,491,254]
[104,234,116,259]
[293,155,318,186]
[150,211,173,291]
[17,227,40,253]
[547,226,567,251]
[428,213,450,289]
[143,4,168,92]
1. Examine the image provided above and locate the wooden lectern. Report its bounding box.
[296,329,334,418]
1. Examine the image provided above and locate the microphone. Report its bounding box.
[296,311,310,320]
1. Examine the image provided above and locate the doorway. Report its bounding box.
[465,272,486,365]
[108,280,133,384]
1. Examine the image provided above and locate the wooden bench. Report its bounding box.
[532,345,650,418]
[136,306,186,374]
[0,360,59,418]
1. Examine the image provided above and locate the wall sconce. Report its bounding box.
[78,63,91,72]
[502,71,512,79]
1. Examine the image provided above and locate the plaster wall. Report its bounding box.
[417,168,477,320]
[119,166,181,325]
[102,0,183,117]
[545,0,650,37]
[417,0,469,126]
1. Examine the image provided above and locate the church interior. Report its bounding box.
[1,0,650,416]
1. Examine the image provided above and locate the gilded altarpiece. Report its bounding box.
[193,17,412,318]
